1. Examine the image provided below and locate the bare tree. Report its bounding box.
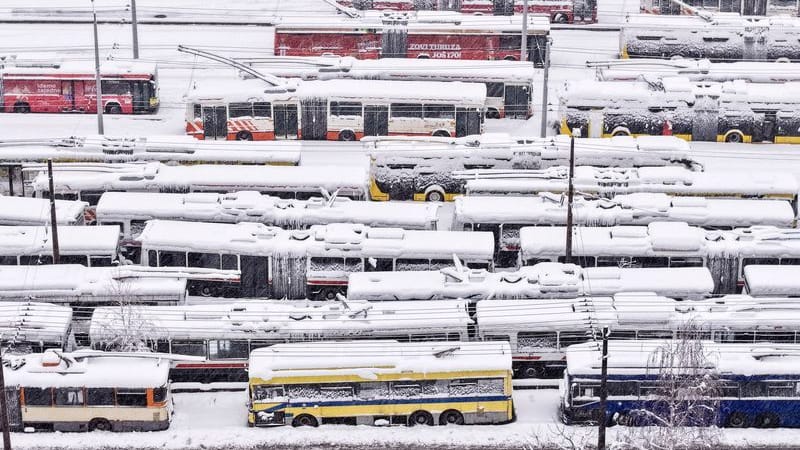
[94,274,159,352]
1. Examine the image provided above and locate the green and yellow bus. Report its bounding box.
[248,340,514,427]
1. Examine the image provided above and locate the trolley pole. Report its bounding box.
[91,0,105,135]
[131,0,140,59]
[564,129,577,263]
[597,326,610,450]
[47,159,61,265]
[539,37,551,138]
[0,344,10,450]
[520,0,529,61]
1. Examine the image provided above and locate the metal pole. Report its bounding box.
[597,326,609,450]
[564,130,576,263]
[539,37,551,138]
[47,159,61,265]
[92,0,105,135]
[520,0,529,61]
[131,0,140,59]
[0,347,10,450]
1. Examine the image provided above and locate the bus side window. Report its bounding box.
[486,82,504,98]
[87,388,115,406]
[208,339,249,359]
[116,389,148,407]
[147,250,158,267]
[153,386,168,403]
[0,256,16,265]
[158,250,187,267]
[170,340,206,357]
[222,254,239,270]
[193,104,202,118]
[19,255,53,265]
[390,103,423,119]
[669,257,704,268]
[253,102,272,118]
[55,388,85,406]
[61,255,89,265]
[23,387,52,406]
[742,257,780,267]
[423,104,455,120]
[90,256,114,267]
[229,103,253,118]
[365,257,393,272]
[188,252,221,270]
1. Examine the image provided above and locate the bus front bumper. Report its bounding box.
[252,410,287,427]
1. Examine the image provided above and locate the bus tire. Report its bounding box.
[292,414,319,427]
[725,131,743,143]
[432,130,450,138]
[105,103,123,115]
[13,102,30,113]
[316,287,340,301]
[425,189,445,202]
[486,108,501,119]
[725,412,749,428]
[199,285,216,297]
[408,410,433,426]
[439,410,464,425]
[520,364,545,379]
[89,418,112,432]
[755,413,779,428]
[553,13,568,23]
[236,131,253,141]
[503,56,517,61]
[338,130,356,141]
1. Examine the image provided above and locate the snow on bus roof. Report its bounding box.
[0,196,87,226]
[0,60,158,77]
[89,299,470,342]
[0,225,119,255]
[0,265,186,301]
[453,194,794,228]
[743,265,800,296]
[138,220,285,256]
[346,264,713,301]
[275,12,549,33]
[566,340,800,377]
[4,350,170,388]
[249,340,512,381]
[595,59,800,83]
[0,302,72,345]
[624,13,800,28]
[295,79,486,104]
[183,79,296,103]
[95,191,439,231]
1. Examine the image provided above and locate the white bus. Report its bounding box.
[454,193,795,265]
[519,222,800,294]
[138,220,494,300]
[346,263,714,302]
[0,225,120,266]
[89,299,470,390]
[5,350,172,432]
[0,195,88,225]
[743,265,800,297]
[592,58,800,84]
[95,191,440,239]
[0,302,73,353]
[185,78,485,141]
[29,162,369,205]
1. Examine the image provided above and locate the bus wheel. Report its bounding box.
[486,109,501,119]
[439,410,464,426]
[612,130,630,137]
[13,102,30,113]
[89,418,112,432]
[521,364,545,379]
[554,13,568,23]
[504,56,517,61]
[236,131,253,141]
[106,104,123,114]
[316,288,340,301]
[432,130,451,138]
[725,412,749,428]
[199,285,216,297]
[408,410,433,426]
[755,413,780,428]
[725,132,743,143]
[425,189,445,202]
[292,414,319,427]
[338,130,356,141]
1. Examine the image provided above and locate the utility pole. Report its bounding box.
[539,37,551,138]
[564,128,578,263]
[131,0,140,59]
[597,326,610,450]
[91,0,105,135]
[47,159,61,265]
[520,0,528,61]
[0,347,10,450]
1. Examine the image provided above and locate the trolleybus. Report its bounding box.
[0,225,120,267]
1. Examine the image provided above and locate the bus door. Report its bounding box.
[3,164,24,197]
[364,105,389,136]
[202,106,228,140]
[240,255,270,297]
[381,27,408,58]
[61,80,77,111]
[760,111,777,143]
[273,104,298,140]
[3,387,20,432]
[132,81,148,113]
[300,99,328,140]
[528,36,547,68]
[492,0,514,15]
[588,110,604,138]
[691,94,718,142]
[456,107,482,137]
[504,85,530,120]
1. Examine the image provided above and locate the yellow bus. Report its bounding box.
[248,340,514,427]
[7,350,172,432]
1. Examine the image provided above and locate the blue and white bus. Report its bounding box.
[562,340,800,428]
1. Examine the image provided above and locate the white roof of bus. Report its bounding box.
[595,59,800,83]
[296,79,486,104]
[0,196,87,226]
[566,340,800,377]
[275,12,550,33]
[0,302,72,345]
[0,60,157,77]
[96,191,439,230]
[347,264,713,300]
[0,225,119,256]
[0,265,186,301]
[89,299,470,341]
[4,350,170,388]
[138,220,286,256]
[743,265,800,296]
[453,194,794,228]
[30,162,369,197]
[249,340,512,380]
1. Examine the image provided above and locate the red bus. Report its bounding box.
[273,11,551,67]
[0,61,159,114]
[339,0,596,24]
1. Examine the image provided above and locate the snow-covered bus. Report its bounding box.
[519,222,800,294]
[454,194,795,265]
[5,350,172,432]
[0,61,159,114]
[369,135,700,202]
[562,340,800,428]
[185,78,485,141]
[0,195,88,225]
[0,302,73,353]
[138,220,494,300]
[240,57,535,119]
[479,294,800,378]
[592,58,800,83]
[248,340,514,427]
[274,12,550,65]
[347,263,715,301]
[95,191,440,239]
[89,300,470,389]
[0,225,120,267]
[620,14,800,61]
[742,265,800,297]
[559,77,800,143]
[29,162,369,205]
